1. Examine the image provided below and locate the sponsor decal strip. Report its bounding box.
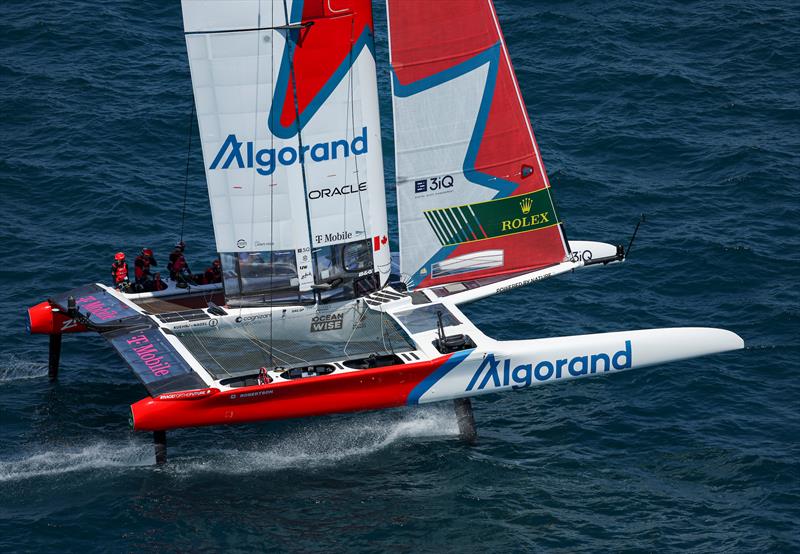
[210,127,369,177]
[424,211,447,244]
[407,349,475,405]
[409,342,633,403]
[125,334,174,379]
[468,206,489,238]
[424,189,559,246]
[466,341,632,392]
[432,210,454,244]
[457,207,478,240]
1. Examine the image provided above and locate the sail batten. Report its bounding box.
[387,0,569,290]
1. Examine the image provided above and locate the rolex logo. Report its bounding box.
[519,197,533,215]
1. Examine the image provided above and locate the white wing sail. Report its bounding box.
[183,0,389,299]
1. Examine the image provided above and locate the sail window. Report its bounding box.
[313,239,378,302]
[343,241,372,272]
[393,304,461,334]
[239,251,298,295]
[220,250,300,300]
[220,253,241,297]
[313,238,374,284]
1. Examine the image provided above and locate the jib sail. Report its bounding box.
[386,0,569,290]
[182,0,389,300]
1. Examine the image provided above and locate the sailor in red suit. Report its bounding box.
[202,258,222,284]
[168,241,193,285]
[111,252,129,290]
[134,247,158,288]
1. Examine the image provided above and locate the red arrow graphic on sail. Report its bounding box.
[278,0,374,130]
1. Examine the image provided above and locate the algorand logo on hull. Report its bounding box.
[466,340,632,392]
[210,127,369,176]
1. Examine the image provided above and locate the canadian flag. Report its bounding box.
[373,235,388,251]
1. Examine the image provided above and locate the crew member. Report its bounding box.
[168,241,192,285]
[111,252,129,290]
[134,247,158,287]
[148,272,168,292]
[203,258,222,285]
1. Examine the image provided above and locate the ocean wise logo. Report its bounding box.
[210,127,369,177]
[466,341,632,392]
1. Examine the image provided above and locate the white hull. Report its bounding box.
[412,327,744,404]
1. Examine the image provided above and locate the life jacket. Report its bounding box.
[149,274,168,292]
[173,255,185,273]
[168,248,188,278]
[112,261,128,284]
[135,254,155,282]
[204,265,221,284]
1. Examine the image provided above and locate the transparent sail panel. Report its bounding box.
[220,238,379,304]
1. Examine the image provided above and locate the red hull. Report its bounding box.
[130,357,449,431]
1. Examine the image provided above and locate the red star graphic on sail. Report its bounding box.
[278,0,374,130]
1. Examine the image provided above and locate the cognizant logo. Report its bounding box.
[209,127,368,177]
[465,340,632,391]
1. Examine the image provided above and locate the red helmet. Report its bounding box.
[115,252,125,261]
[142,248,153,256]
[212,259,221,267]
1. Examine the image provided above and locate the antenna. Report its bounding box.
[626,214,646,258]
[436,310,446,344]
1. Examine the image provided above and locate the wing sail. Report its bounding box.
[387,0,569,289]
[182,0,390,297]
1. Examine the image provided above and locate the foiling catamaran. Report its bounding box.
[27,0,743,464]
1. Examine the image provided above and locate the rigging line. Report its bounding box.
[341,19,352,234]
[236,1,265,331]
[379,305,388,352]
[182,324,232,378]
[383,311,397,356]
[240,321,310,365]
[347,15,369,253]
[343,299,369,357]
[269,0,275,369]
[179,103,194,242]
[248,3,263,266]
[281,0,316,289]
[184,22,312,36]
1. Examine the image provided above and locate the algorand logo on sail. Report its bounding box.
[210,127,369,176]
[466,340,632,392]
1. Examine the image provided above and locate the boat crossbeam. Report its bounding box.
[453,398,477,445]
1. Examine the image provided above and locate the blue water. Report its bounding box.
[1,0,798,551]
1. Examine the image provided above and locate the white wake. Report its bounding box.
[0,407,460,482]
[176,405,459,475]
[0,354,48,383]
[0,442,153,483]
